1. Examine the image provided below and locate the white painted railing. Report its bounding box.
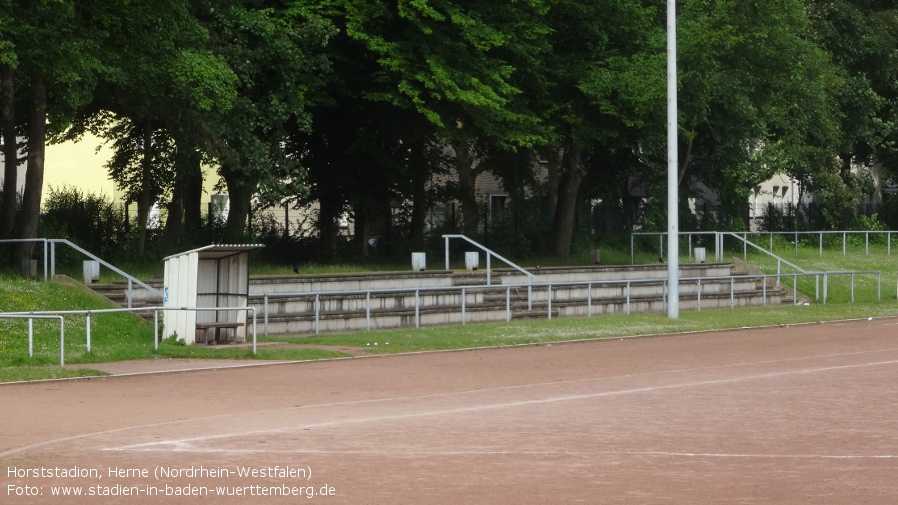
[255,270,881,335]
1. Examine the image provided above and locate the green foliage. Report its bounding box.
[39,186,130,262]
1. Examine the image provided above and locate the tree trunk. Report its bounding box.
[183,155,204,238]
[0,63,17,241]
[15,75,47,265]
[353,204,369,260]
[223,176,252,243]
[133,122,153,260]
[542,147,562,223]
[317,191,341,261]
[451,141,481,237]
[408,142,428,251]
[547,144,587,259]
[163,177,184,254]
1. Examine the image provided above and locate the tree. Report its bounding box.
[197,1,334,243]
[540,0,664,257]
[337,0,552,243]
[672,0,842,228]
[6,0,103,264]
[805,0,898,225]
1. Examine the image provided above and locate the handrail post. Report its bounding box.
[43,239,48,280]
[506,287,511,322]
[366,292,371,331]
[314,294,320,335]
[415,290,420,328]
[444,235,450,270]
[28,318,34,357]
[154,309,159,350]
[851,273,855,303]
[823,274,828,304]
[461,287,466,325]
[842,232,846,256]
[697,278,702,312]
[486,254,491,286]
[587,283,593,317]
[251,308,257,356]
[527,282,532,312]
[547,285,552,320]
[86,311,92,353]
[59,317,65,367]
[264,294,269,336]
[762,275,767,306]
[626,281,631,315]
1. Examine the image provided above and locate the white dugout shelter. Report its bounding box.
[162,244,264,345]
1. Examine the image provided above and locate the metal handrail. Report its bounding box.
[442,234,533,310]
[723,232,807,274]
[0,314,65,366]
[442,234,534,284]
[254,269,882,335]
[630,230,898,262]
[630,231,721,264]
[3,305,258,359]
[49,239,163,304]
[1,238,164,307]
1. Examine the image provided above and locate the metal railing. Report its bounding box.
[1,306,258,366]
[735,230,896,257]
[631,230,898,263]
[0,238,163,308]
[631,232,721,264]
[442,234,534,310]
[255,269,881,335]
[0,314,66,366]
[723,232,807,285]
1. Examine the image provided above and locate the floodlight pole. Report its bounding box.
[667,0,679,318]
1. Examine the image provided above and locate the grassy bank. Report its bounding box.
[1,242,896,383]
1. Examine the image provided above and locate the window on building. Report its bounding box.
[490,194,507,221]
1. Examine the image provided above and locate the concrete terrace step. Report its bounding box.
[248,263,786,335]
[86,279,163,310]
[81,263,786,335]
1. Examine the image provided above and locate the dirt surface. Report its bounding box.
[2,318,898,504]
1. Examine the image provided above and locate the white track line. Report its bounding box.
[4,350,897,459]
[106,357,898,453]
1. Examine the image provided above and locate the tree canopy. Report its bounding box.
[1,0,896,264]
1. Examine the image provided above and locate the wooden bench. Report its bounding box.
[195,322,244,345]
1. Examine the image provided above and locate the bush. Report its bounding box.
[39,186,130,263]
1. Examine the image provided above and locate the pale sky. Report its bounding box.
[44,134,118,198]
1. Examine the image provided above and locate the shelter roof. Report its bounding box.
[163,244,265,261]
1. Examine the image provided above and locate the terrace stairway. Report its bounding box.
[244,262,787,335]
[84,262,787,335]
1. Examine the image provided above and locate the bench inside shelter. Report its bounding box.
[194,321,244,345]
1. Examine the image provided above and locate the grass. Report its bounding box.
[732,240,896,304]
[2,241,896,383]
[0,276,350,382]
[276,301,897,353]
